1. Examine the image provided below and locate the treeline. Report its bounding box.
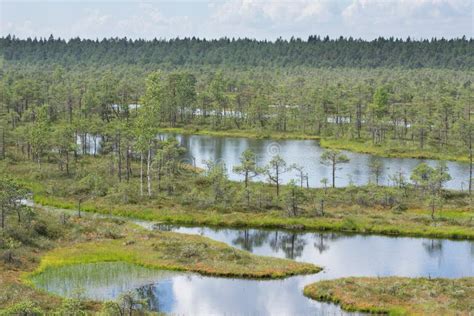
[1,35,473,69]
[1,66,472,159]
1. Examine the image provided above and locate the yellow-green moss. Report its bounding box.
[26,230,321,283]
[304,277,474,315]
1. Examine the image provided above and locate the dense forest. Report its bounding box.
[1,35,473,68]
[0,34,473,315]
[1,66,472,161]
[0,35,473,194]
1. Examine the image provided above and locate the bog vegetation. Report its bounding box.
[0,35,473,237]
[0,35,473,315]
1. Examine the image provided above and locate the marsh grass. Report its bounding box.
[32,194,474,240]
[320,138,469,163]
[3,156,473,241]
[159,127,467,162]
[303,277,474,315]
[28,229,321,280]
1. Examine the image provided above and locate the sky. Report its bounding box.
[0,0,472,41]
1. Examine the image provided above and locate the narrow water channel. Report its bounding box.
[31,203,473,315]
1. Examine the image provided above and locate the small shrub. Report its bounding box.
[0,300,43,316]
[392,203,408,213]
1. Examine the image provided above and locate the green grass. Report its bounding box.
[4,157,473,241]
[158,127,321,140]
[320,138,469,163]
[1,204,319,313]
[26,229,320,281]
[33,194,474,240]
[303,277,474,315]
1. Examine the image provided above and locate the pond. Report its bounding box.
[78,133,470,189]
[167,134,470,190]
[32,225,473,315]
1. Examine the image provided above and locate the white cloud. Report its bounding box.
[70,9,111,37]
[212,0,334,24]
[342,0,472,21]
[0,0,471,40]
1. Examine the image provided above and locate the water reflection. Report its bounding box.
[32,226,473,315]
[170,134,469,190]
[232,229,271,252]
[423,239,443,258]
[30,262,182,301]
[78,133,470,189]
[313,233,343,254]
[163,226,473,279]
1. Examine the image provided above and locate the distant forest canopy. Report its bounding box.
[1,34,473,69]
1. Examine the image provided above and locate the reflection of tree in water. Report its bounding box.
[313,233,330,254]
[269,231,280,252]
[271,232,306,259]
[232,230,307,259]
[422,239,443,258]
[153,224,175,231]
[313,233,348,254]
[232,229,271,252]
[136,285,160,312]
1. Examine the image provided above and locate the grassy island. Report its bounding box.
[30,229,320,280]
[303,277,474,315]
[1,205,319,314]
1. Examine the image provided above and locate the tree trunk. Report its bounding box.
[431,199,435,220]
[117,133,122,182]
[469,139,472,197]
[140,152,144,196]
[332,160,336,188]
[1,207,4,229]
[276,167,280,197]
[0,127,5,159]
[16,207,21,223]
[147,147,152,197]
[65,151,69,175]
[77,199,82,218]
[126,143,130,182]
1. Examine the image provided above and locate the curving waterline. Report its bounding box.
[25,199,472,315]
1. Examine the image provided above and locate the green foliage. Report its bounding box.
[265,154,291,196]
[101,291,148,316]
[1,36,472,69]
[0,177,29,230]
[0,300,44,315]
[284,180,306,217]
[304,277,474,315]
[204,160,231,205]
[320,149,350,188]
[233,149,262,188]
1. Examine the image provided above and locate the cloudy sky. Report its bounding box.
[1,0,472,40]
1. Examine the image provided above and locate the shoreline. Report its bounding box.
[33,195,474,241]
[303,277,474,315]
[158,127,469,163]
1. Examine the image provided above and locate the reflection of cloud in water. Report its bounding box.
[80,133,470,189]
[34,226,473,315]
[166,274,348,315]
[167,226,473,279]
[31,262,181,301]
[161,133,470,189]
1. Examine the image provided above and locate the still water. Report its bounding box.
[79,133,470,189]
[32,225,473,315]
[168,134,470,190]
